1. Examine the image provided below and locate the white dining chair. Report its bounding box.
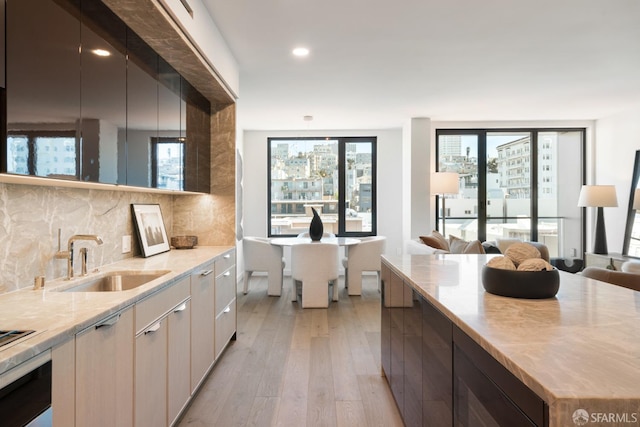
[342,236,386,295]
[291,242,339,308]
[242,236,285,296]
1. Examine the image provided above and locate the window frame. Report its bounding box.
[435,127,586,250]
[267,136,377,237]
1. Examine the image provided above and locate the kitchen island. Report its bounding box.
[382,253,640,427]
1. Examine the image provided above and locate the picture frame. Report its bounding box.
[131,204,170,257]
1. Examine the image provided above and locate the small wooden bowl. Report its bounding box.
[482,265,560,299]
[171,235,198,249]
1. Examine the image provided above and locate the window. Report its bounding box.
[151,137,185,190]
[268,137,376,236]
[436,129,585,258]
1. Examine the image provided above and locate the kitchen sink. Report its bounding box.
[60,270,171,292]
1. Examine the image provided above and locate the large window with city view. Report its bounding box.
[268,137,376,237]
[436,129,585,258]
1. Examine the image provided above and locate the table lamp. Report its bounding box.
[578,185,618,255]
[431,172,459,235]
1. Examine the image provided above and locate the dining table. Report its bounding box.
[269,236,361,247]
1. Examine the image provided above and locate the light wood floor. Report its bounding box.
[177,275,403,427]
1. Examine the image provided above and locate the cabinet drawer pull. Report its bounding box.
[96,313,121,329]
[200,269,213,277]
[173,302,187,313]
[223,271,231,277]
[223,306,231,314]
[223,254,231,259]
[144,321,161,335]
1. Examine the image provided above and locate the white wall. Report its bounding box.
[594,105,640,253]
[241,129,405,269]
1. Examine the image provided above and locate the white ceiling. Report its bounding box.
[203,0,640,131]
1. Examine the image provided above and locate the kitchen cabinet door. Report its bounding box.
[214,257,236,360]
[75,307,134,427]
[135,319,168,427]
[453,327,547,427]
[421,295,453,426]
[52,339,75,427]
[168,299,191,425]
[380,262,391,379]
[190,262,215,392]
[403,285,422,426]
[389,268,408,416]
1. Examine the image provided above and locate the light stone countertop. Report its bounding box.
[383,253,640,427]
[0,246,234,376]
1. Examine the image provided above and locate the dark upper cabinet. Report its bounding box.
[80,0,126,184]
[2,0,211,192]
[126,29,161,188]
[5,0,81,179]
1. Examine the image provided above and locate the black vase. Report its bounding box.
[309,207,324,241]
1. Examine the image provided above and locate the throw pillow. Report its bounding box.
[419,230,450,251]
[449,235,486,254]
[482,242,502,254]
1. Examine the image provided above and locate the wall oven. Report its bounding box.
[0,350,52,427]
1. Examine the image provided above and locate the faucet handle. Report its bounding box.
[80,247,89,276]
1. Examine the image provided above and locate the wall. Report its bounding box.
[0,183,173,293]
[594,105,640,253]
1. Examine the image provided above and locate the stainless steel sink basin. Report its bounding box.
[60,270,171,292]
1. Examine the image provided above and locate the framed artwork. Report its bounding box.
[131,204,170,257]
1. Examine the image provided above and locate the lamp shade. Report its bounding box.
[577,185,618,208]
[431,172,459,195]
[634,188,640,210]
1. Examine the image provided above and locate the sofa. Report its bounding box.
[406,231,550,262]
[580,261,640,292]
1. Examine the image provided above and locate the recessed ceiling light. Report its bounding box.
[92,49,111,57]
[303,115,313,121]
[292,47,309,57]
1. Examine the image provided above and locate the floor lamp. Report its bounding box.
[578,185,618,255]
[431,172,459,235]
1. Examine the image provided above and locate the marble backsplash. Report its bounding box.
[0,182,177,294]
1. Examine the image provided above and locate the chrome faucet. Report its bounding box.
[55,231,104,280]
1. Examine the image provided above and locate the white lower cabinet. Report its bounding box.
[134,277,190,427]
[135,319,168,427]
[75,307,134,427]
[190,261,215,393]
[52,339,75,427]
[167,300,191,425]
[214,251,237,360]
[49,249,237,426]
